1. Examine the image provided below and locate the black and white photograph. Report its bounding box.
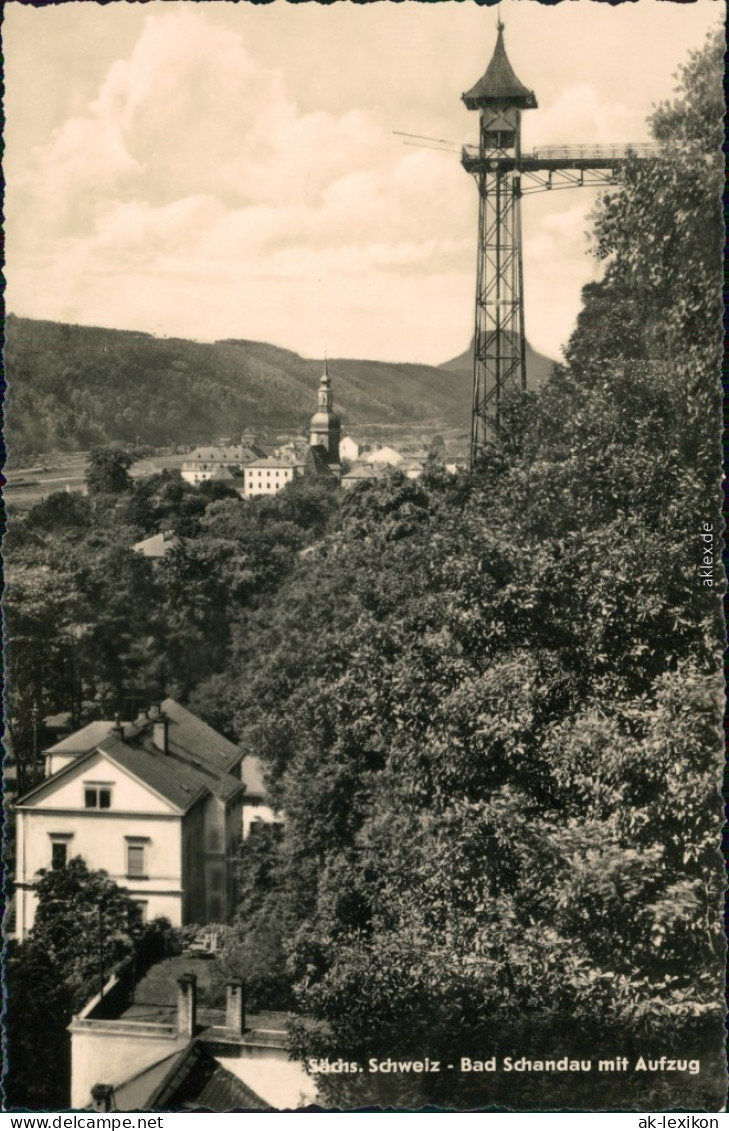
[2,0,726,1114]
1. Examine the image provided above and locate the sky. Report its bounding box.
[4,0,722,365]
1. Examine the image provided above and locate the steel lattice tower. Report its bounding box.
[462,21,535,464]
[462,23,661,467]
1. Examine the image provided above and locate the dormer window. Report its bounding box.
[84,784,112,809]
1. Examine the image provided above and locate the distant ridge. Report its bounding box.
[440,337,557,389]
[5,315,474,460]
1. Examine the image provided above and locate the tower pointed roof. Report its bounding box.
[462,23,537,110]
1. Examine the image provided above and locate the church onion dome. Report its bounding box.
[310,408,341,428]
[310,361,341,430]
[462,24,537,110]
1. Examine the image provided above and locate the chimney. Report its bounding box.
[177,973,197,1037]
[111,714,124,741]
[153,710,169,754]
[226,980,245,1035]
[90,1084,114,1113]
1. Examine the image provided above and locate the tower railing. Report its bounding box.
[462,140,683,163]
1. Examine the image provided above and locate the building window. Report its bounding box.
[126,843,146,878]
[85,785,111,809]
[51,842,68,869]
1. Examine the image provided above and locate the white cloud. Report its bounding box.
[523,83,647,152]
[7,6,478,362]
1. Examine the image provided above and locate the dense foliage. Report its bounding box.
[203,29,724,1110]
[4,860,174,1110]
[4,473,339,797]
[4,27,724,1113]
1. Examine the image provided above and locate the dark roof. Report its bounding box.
[462,25,537,110]
[44,720,120,756]
[184,445,267,464]
[304,446,335,478]
[113,1041,272,1112]
[186,1058,272,1112]
[246,456,303,470]
[95,732,244,812]
[161,698,240,774]
[17,699,246,813]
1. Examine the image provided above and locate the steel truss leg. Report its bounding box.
[470,170,526,468]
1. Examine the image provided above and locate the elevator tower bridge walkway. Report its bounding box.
[461,141,689,193]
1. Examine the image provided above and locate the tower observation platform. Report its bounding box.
[462,141,675,187]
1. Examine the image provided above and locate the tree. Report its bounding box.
[84,446,134,495]
[4,859,138,1110]
[23,490,93,535]
[31,858,138,1001]
[571,25,723,475]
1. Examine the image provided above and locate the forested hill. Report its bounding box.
[5,314,475,459]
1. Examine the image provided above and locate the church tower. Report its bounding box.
[309,360,341,468]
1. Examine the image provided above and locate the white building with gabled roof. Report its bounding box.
[243,456,304,498]
[339,436,360,462]
[365,446,404,466]
[15,700,275,939]
[181,444,266,486]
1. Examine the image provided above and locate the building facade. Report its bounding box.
[180,443,266,486]
[14,700,272,938]
[69,969,316,1110]
[339,435,360,462]
[243,457,304,498]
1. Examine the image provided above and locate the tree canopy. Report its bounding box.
[203,28,725,1111]
[5,860,139,1110]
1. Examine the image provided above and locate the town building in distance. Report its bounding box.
[180,441,268,488]
[243,454,305,497]
[174,362,452,504]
